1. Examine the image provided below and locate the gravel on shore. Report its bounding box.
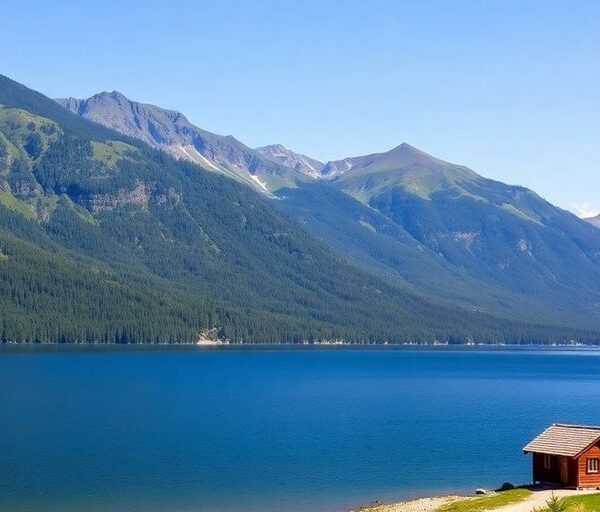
[355,495,471,512]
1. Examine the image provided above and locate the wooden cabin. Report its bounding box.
[524,424,600,489]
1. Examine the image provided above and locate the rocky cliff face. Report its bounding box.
[56,91,199,147]
[55,93,304,192]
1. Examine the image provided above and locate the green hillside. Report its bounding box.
[275,182,580,326]
[0,73,598,344]
[318,143,600,325]
[58,89,600,334]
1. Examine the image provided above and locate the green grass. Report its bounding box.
[0,105,60,160]
[59,195,97,225]
[0,191,36,219]
[560,493,600,512]
[71,200,97,224]
[339,159,481,202]
[500,203,542,224]
[0,130,19,160]
[437,489,532,512]
[91,140,138,167]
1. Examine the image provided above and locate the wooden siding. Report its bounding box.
[531,441,600,488]
[576,442,600,488]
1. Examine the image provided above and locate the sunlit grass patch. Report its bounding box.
[91,140,138,167]
[560,493,600,512]
[437,489,532,512]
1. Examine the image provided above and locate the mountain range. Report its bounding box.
[56,90,600,331]
[0,73,597,344]
[56,92,307,194]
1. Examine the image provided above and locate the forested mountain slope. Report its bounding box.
[2,73,580,344]
[257,144,600,326]
[55,88,600,335]
[327,143,600,317]
[263,142,600,325]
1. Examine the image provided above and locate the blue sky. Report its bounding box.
[1,1,598,215]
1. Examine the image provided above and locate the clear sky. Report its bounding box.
[1,1,598,215]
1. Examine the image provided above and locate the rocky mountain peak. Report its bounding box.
[255,144,325,178]
[97,90,128,101]
[319,142,441,180]
[55,92,305,193]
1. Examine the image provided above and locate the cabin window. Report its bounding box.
[543,454,553,470]
[587,458,599,474]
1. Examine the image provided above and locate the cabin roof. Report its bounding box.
[523,423,600,457]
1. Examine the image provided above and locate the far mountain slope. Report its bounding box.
[333,143,479,202]
[56,89,600,332]
[585,214,600,228]
[56,92,307,192]
[321,142,455,181]
[324,143,600,317]
[256,144,325,178]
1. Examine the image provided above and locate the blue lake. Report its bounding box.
[1,346,600,512]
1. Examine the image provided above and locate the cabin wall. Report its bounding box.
[576,443,600,488]
[569,458,579,487]
[532,453,578,487]
[532,453,561,484]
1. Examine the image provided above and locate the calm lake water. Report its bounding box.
[1,346,600,512]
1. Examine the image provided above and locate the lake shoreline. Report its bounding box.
[353,494,468,512]
[2,341,600,348]
[353,487,600,512]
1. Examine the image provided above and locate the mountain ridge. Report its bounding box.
[2,72,572,344]
[585,214,600,228]
[55,92,307,193]
[256,144,325,178]
[320,142,455,179]
[51,83,600,334]
[255,141,449,181]
[269,147,600,327]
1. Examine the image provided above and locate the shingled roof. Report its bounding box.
[523,424,600,457]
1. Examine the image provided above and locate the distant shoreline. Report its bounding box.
[2,341,600,351]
